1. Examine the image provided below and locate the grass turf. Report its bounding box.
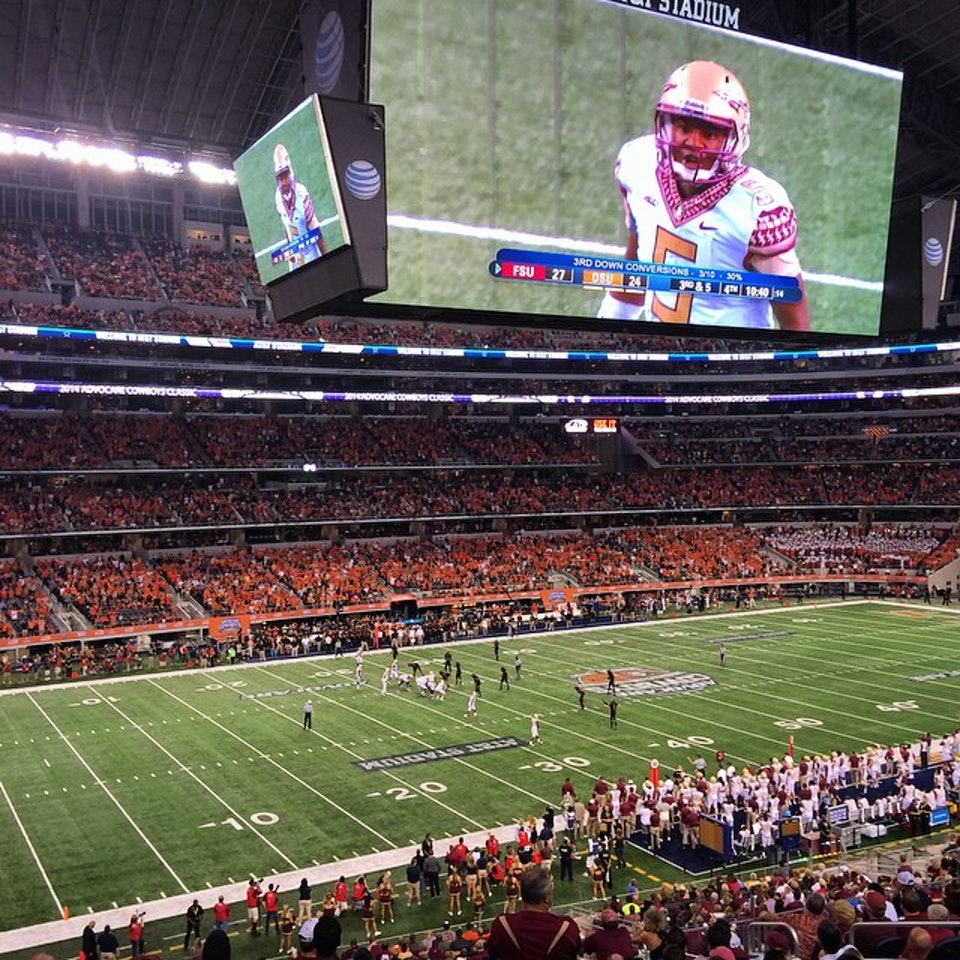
[1,598,959,958]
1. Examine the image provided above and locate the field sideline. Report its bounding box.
[2,598,960,955]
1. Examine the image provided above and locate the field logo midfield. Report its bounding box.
[578,667,715,697]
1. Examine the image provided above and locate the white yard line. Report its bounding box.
[0,778,63,916]
[147,678,397,847]
[252,663,556,815]
[252,664,496,829]
[92,684,300,871]
[25,691,190,893]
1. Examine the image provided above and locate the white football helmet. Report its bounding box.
[273,143,292,178]
[654,60,750,185]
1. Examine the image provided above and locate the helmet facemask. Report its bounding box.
[655,110,741,185]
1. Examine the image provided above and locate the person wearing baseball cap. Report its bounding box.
[853,889,894,956]
[583,908,634,960]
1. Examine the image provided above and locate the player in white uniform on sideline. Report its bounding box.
[597,61,809,331]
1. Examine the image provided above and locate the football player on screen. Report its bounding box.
[273,142,328,268]
[597,60,809,331]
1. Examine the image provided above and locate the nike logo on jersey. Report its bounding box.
[644,195,659,207]
[698,221,719,231]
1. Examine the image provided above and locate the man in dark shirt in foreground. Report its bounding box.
[486,866,581,960]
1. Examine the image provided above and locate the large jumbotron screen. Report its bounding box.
[368,0,903,337]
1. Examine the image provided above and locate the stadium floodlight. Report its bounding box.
[188,160,236,186]
[137,155,183,177]
[57,140,138,173]
[10,134,52,158]
[0,122,234,184]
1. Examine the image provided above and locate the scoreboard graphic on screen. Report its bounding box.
[489,248,803,303]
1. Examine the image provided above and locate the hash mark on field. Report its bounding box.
[43,758,50,767]
[367,792,381,798]
[111,902,118,909]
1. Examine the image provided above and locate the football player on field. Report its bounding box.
[598,60,809,331]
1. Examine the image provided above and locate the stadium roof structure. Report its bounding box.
[0,0,957,201]
[0,0,305,163]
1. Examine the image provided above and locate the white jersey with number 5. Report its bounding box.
[614,134,798,328]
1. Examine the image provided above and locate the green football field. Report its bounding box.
[370,0,902,334]
[2,599,959,957]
